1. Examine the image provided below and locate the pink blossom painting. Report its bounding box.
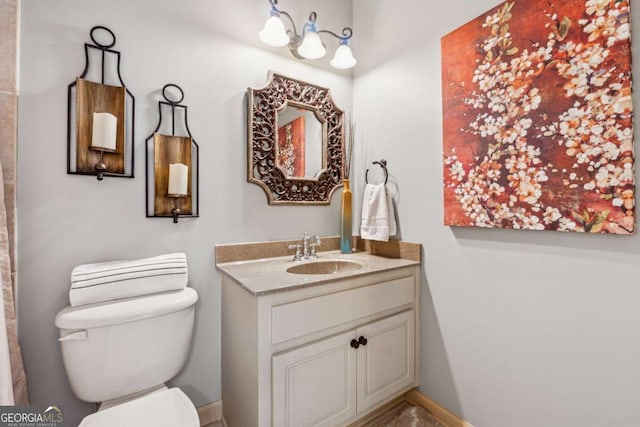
[442,0,634,233]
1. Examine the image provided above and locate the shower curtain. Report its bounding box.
[0,161,28,405]
[0,266,14,404]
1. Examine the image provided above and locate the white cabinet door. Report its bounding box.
[356,310,415,412]
[272,331,357,427]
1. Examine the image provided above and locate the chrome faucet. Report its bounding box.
[288,232,321,261]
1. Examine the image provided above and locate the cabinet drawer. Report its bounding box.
[271,275,415,345]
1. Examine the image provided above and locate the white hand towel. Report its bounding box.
[386,188,397,237]
[69,253,188,307]
[360,184,396,241]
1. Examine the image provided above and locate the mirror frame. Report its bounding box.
[247,73,344,205]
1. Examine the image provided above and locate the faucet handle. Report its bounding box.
[288,244,302,261]
[309,236,321,259]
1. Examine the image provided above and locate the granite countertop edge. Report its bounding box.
[216,250,421,296]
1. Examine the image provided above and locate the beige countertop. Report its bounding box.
[216,250,420,296]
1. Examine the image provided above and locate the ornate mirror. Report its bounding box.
[247,73,344,204]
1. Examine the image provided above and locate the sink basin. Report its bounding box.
[286,260,363,275]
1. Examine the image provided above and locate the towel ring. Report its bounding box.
[365,159,388,185]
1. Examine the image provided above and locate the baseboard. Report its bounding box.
[404,389,474,427]
[197,400,223,426]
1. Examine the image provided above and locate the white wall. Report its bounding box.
[20,1,640,425]
[353,1,640,426]
[17,0,352,425]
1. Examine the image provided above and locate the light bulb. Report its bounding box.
[297,32,326,59]
[259,15,289,47]
[330,43,357,69]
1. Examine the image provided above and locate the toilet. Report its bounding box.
[54,287,200,427]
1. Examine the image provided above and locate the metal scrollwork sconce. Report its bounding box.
[145,84,200,223]
[67,25,135,180]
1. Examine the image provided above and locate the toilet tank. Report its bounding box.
[55,288,198,403]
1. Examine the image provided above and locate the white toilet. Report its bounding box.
[54,287,200,427]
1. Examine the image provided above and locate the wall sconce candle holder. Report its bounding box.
[67,26,135,180]
[145,84,200,223]
[259,0,357,69]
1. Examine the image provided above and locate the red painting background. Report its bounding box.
[441,0,634,233]
[277,116,306,177]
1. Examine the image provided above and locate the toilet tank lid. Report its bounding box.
[55,287,198,330]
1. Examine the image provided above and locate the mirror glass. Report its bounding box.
[276,104,325,179]
[247,73,344,205]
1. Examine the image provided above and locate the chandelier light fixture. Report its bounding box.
[258,0,357,69]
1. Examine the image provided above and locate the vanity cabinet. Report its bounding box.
[272,310,415,426]
[221,265,420,427]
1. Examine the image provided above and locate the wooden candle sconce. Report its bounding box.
[67,26,135,180]
[146,84,200,223]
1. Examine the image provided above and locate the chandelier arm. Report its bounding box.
[317,27,353,41]
[270,0,300,38]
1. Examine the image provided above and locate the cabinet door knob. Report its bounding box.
[350,338,360,349]
[358,336,368,346]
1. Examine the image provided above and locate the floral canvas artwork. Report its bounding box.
[442,0,634,233]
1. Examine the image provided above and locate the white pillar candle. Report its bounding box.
[168,163,189,196]
[91,112,117,151]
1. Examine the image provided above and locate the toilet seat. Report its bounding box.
[79,387,199,427]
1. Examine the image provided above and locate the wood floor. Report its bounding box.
[206,404,443,427]
[202,389,463,427]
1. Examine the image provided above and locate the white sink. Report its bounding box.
[286,260,363,275]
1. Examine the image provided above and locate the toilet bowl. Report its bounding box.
[55,287,199,426]
[78,387,198,427]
